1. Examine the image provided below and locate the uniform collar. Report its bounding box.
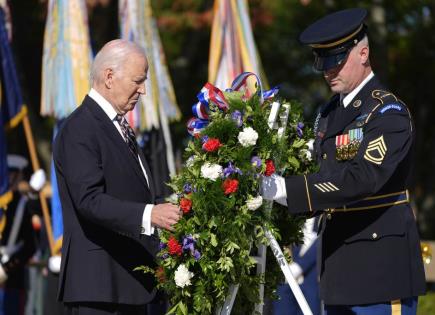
[88,88,118,121]
[341,71,374,108]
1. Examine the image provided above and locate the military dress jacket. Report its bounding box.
[284,76,426,305]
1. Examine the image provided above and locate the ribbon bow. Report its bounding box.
[187,72,279,136]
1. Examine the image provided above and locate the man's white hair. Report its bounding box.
[90,39,146,85]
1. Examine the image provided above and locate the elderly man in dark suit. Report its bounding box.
[53,39,181,315]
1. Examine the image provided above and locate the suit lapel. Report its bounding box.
[85,96,149,188]
[137,148,156,201]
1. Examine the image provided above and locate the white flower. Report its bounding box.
[174,264,194,288]
[200,163,223,181]
[186,155,196,167]
[237,127,258,147]
[300,149,312,161]
[246,196,263,211]
[306,139,314,152]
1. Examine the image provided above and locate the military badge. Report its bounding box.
[336,128,363,160]
[364,135,387,165]
[353,99,362,108]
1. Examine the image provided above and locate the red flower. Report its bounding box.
[180,197,192,214]
[203,138,222,152]
[167,236,182,256]
[265,160,275,176]
[222,178,239,195]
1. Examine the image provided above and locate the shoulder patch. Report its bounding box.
[379,103,402,114]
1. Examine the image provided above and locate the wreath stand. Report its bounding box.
[217,102,314,315]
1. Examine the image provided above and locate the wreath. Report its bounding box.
[138,73,317,314]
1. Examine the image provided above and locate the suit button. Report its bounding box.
[322,153,327,160]
[140,227,145,234]
[372,233,378,239]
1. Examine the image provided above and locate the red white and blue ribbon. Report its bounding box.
[187,117,209,136]
[188,72,279,135]
[229,72,279,104]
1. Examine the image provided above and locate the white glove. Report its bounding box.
[48,255,61,274]
[0,263,8,284]
[289,262,304,285]
[29,169,46,192]
[261,174,287,201]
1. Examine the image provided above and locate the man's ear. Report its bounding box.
[104,68,114,89]
[360,46,369,65]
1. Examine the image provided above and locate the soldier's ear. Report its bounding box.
[359,46,369,65]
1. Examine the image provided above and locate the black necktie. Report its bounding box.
[115,114,139,158]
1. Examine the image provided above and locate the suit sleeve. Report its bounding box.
[285,108,413,213]
[53,123,145,238]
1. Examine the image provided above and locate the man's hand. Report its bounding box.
[151,203,181,231]
[261,174,287,203]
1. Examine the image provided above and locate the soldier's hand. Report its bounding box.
[151,203,181,231]
[261,174,287,201]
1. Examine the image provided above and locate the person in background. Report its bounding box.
[0,154,45,315]
[273,217,320,315]
[262,8,426,315]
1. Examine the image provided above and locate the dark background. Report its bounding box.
[6,0,435,238]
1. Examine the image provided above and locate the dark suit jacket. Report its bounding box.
[53,95,159,305]
[284,76,426,305]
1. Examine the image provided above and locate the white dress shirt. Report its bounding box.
[88,88,154,235]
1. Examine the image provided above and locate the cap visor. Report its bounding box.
[313,51,349,71]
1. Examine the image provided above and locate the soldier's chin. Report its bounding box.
[329,83,343,94]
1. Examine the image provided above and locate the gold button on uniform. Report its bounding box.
[372,233,378,239]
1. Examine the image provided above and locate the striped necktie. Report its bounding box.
[115,114,139,158]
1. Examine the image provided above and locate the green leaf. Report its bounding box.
[210,233,218,247]
[288,156,300,169]
[292,138,306,148]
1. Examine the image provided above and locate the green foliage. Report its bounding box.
[138,87,315,314]
[418,292,435,315]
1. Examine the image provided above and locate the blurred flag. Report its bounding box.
[0,6,26,233]
[40,0,92,253]
[119,0,181,176]
[208,0,268,90]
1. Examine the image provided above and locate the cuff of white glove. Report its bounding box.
[261,174,287,200]
[141,204,155,236]
[0,264,7,284]
[48,255,61,273]
[29,169,46,191]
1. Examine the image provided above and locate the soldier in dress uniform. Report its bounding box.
[262,8,426,315]
[0,155,44,315]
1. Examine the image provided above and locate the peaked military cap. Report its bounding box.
[299,8,368,71]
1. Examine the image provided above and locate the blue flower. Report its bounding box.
[296,122,304,138]
[193,250,201,261]
[159,242,167,250]
[223,162,243,178]
[183,183,192,194]
[201,135,209,144]
[251,156,262,168]
[231,110,243,128]
[161,253,169,259]
[182,235,196,253]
